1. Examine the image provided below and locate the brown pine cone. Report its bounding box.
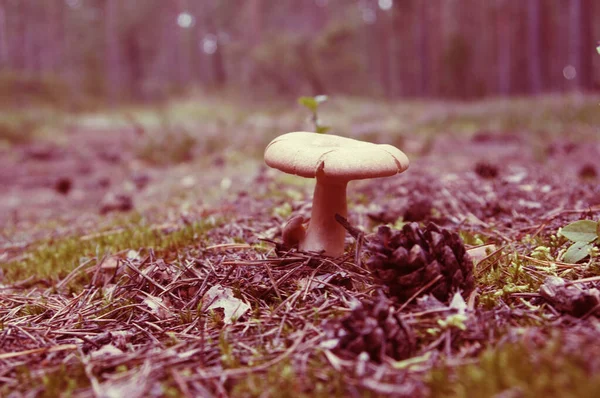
[366,222,474,303]
[331,296,415,362]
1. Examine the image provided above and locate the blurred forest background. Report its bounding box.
[0,0,598,107]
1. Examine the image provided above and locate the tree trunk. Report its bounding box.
[569,0,593,90]
[389,2,404,97]
[104,0,120,103]
[241,0,262,86]
[205,17,226,87]
[416,0,430,97]
[175,0,191,87]
[298,40,326,95]
[0,0,7,69]
[192,12,208,84]
[378,7,392,97]
[364,6,380,95]
[527,0,543,94]
[496,0,511,96]
[45,0,64,74]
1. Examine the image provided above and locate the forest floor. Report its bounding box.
[1,94,600,397]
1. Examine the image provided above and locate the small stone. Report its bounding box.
[97,176,111,188]
[55,177,72,195]
[474,161,499,179]
[98,149,121,163]
[579,164,597,180]
[131,173,151,190]
[23,143,61,161]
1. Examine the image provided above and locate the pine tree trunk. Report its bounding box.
[104,0,120,103]
[496,0,511,95]
[241,0,262,87]
[569,0,593,90]
[0,0,7,68]
[416,0,430,97]
[527,0,543,94]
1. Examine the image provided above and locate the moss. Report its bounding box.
[459,230,487,246]
[229,358,350,398]
[1,216,220,287]
[0,109,66,146]
[427,334,600,398]
[475,249,542,309]
[1,363,90,398]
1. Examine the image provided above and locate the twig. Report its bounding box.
[397,274,444,313]
[187,326,308,380]
[0,344,77,360]
[565,275,600,285]
[334,213,366,242]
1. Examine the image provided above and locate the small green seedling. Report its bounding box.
[298,95,330,134]
[559,220,599,263]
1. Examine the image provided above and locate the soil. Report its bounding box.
[0,126,259,251]
[2,128,599,239]
[1,122,600,396]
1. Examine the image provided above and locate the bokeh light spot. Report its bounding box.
[378,0,393,11]
[563,65,577,80]
[362,8,376,24]
[203,35,218,55]
[66,0,82,9]
[177,12,194,29]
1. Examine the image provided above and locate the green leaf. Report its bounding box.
[316,125,330,134]
[563,241,594,264]
[298,96,318,113]
[559,220,599,243]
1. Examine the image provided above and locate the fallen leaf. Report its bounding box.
[563,241,594,264]
[504,171,527,184]
[127,250,140,260]
[90,344,123,359]
[143,295,169,319]
[467,244,496,265]
[202,285,250,324]
[99,256,120,270]
[560,220,598,243]
[449,292,467,314]
[101,362,151,398]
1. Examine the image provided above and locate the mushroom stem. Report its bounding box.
[300,177,348,256]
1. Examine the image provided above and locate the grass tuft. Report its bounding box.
[1,217,220,286]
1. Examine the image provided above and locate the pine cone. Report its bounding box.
[331,297,415,362]
[366,222,474,303]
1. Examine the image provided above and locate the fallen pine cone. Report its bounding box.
[366,222,474,304]
[329,295,415,362]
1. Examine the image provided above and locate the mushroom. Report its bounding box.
[282,215,306,249]
[264,132,409,256]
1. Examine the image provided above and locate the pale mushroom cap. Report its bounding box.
[264,132,409,181]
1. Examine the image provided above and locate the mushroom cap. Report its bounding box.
[264,132,409,181]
